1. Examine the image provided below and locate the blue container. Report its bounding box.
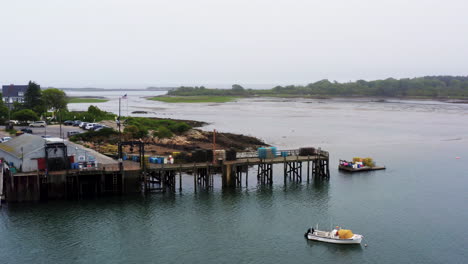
[258,147,267,159]
[149,157,157,164]
[281,151,288,157]
[270,147,278,158]
[158,157,164,164]
[123,155,128,161]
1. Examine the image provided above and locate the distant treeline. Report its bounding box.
[168,76,468,98]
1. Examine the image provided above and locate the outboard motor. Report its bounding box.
[304,228,311,238]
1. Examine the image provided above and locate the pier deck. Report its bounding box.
[2,148,330,202]
[146,155,325,171]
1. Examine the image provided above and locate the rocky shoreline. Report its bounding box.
[85,118,267,157]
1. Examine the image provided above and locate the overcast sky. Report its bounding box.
[1,0,467,88]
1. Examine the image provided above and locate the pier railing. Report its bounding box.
[236,148,329,159]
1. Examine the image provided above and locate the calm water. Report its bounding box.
[1,93,468,263]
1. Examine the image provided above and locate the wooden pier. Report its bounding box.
[1,148,330,202]
[142,149,330,192]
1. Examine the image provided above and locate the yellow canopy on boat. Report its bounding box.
[338,229,354,239]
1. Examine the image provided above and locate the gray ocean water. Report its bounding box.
[1,92,468,263]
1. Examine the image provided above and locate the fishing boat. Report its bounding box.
[304,226,363,244]
[339,158,385,172]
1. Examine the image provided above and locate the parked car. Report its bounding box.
[67,131,81,137]
[94,125,110,132]
[73,120,82,126]
[1,136,12,142]
[79,122,88,128]
[29,121,47,127]
[21,128,33,134]
[64,120,74,126]
[41,135,52,138]
[90,124,103,131]
[84,123,98,130]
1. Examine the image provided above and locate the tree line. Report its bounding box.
[0,81,68,123]
[167,76,468,98]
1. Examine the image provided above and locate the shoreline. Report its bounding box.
[145,94,468,104]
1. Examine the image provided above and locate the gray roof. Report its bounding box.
[2,84,29,97]
[66,141,118,165]
[0,134,117,165]
[0,134,45,158]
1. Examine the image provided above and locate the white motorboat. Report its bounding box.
[304,226,363,244]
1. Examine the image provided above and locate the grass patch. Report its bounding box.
[148,96,240,103]
[69,98,108,103]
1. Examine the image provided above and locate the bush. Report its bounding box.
[154,126,173,138]
[125,117,191,137]
[124,125,148,139]
[11,109,39,122]
[169,122,191,133]
[61,105,116,122]
[100,144,118,153]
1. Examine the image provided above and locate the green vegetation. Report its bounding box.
[124,117,192,139]
[6,128,17,135]
[69,98,108,103]
[167,84,247,97]
[0,93,9,124]
[167,76,468,99]
[61,105,116,122]
[24,81,46,114]
[4,83,69,124]
[42,88,68,112]
[149,96,240,103]
[11,109,39,122]
[70,117,192,146]
[70,128,119,144]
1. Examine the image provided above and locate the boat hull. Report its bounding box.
[306,233,362,244]
[338,165,385,172]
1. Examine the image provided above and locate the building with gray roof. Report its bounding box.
[2,84,30,105]
[0,134,117,172]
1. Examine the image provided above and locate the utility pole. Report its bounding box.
[59,110,62,138]
[7,97,10,121]
[212,129,216,164]
[118,97,124,193]
[118,97,121,135]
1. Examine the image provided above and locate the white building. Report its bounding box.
[0,134,117,172]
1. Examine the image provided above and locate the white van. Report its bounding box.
[29,121,46,127]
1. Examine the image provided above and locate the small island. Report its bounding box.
[148,96,240,103]
[148,76,468,102]
[69,97,109,103]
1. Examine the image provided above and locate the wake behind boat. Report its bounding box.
[304,226,363,244]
